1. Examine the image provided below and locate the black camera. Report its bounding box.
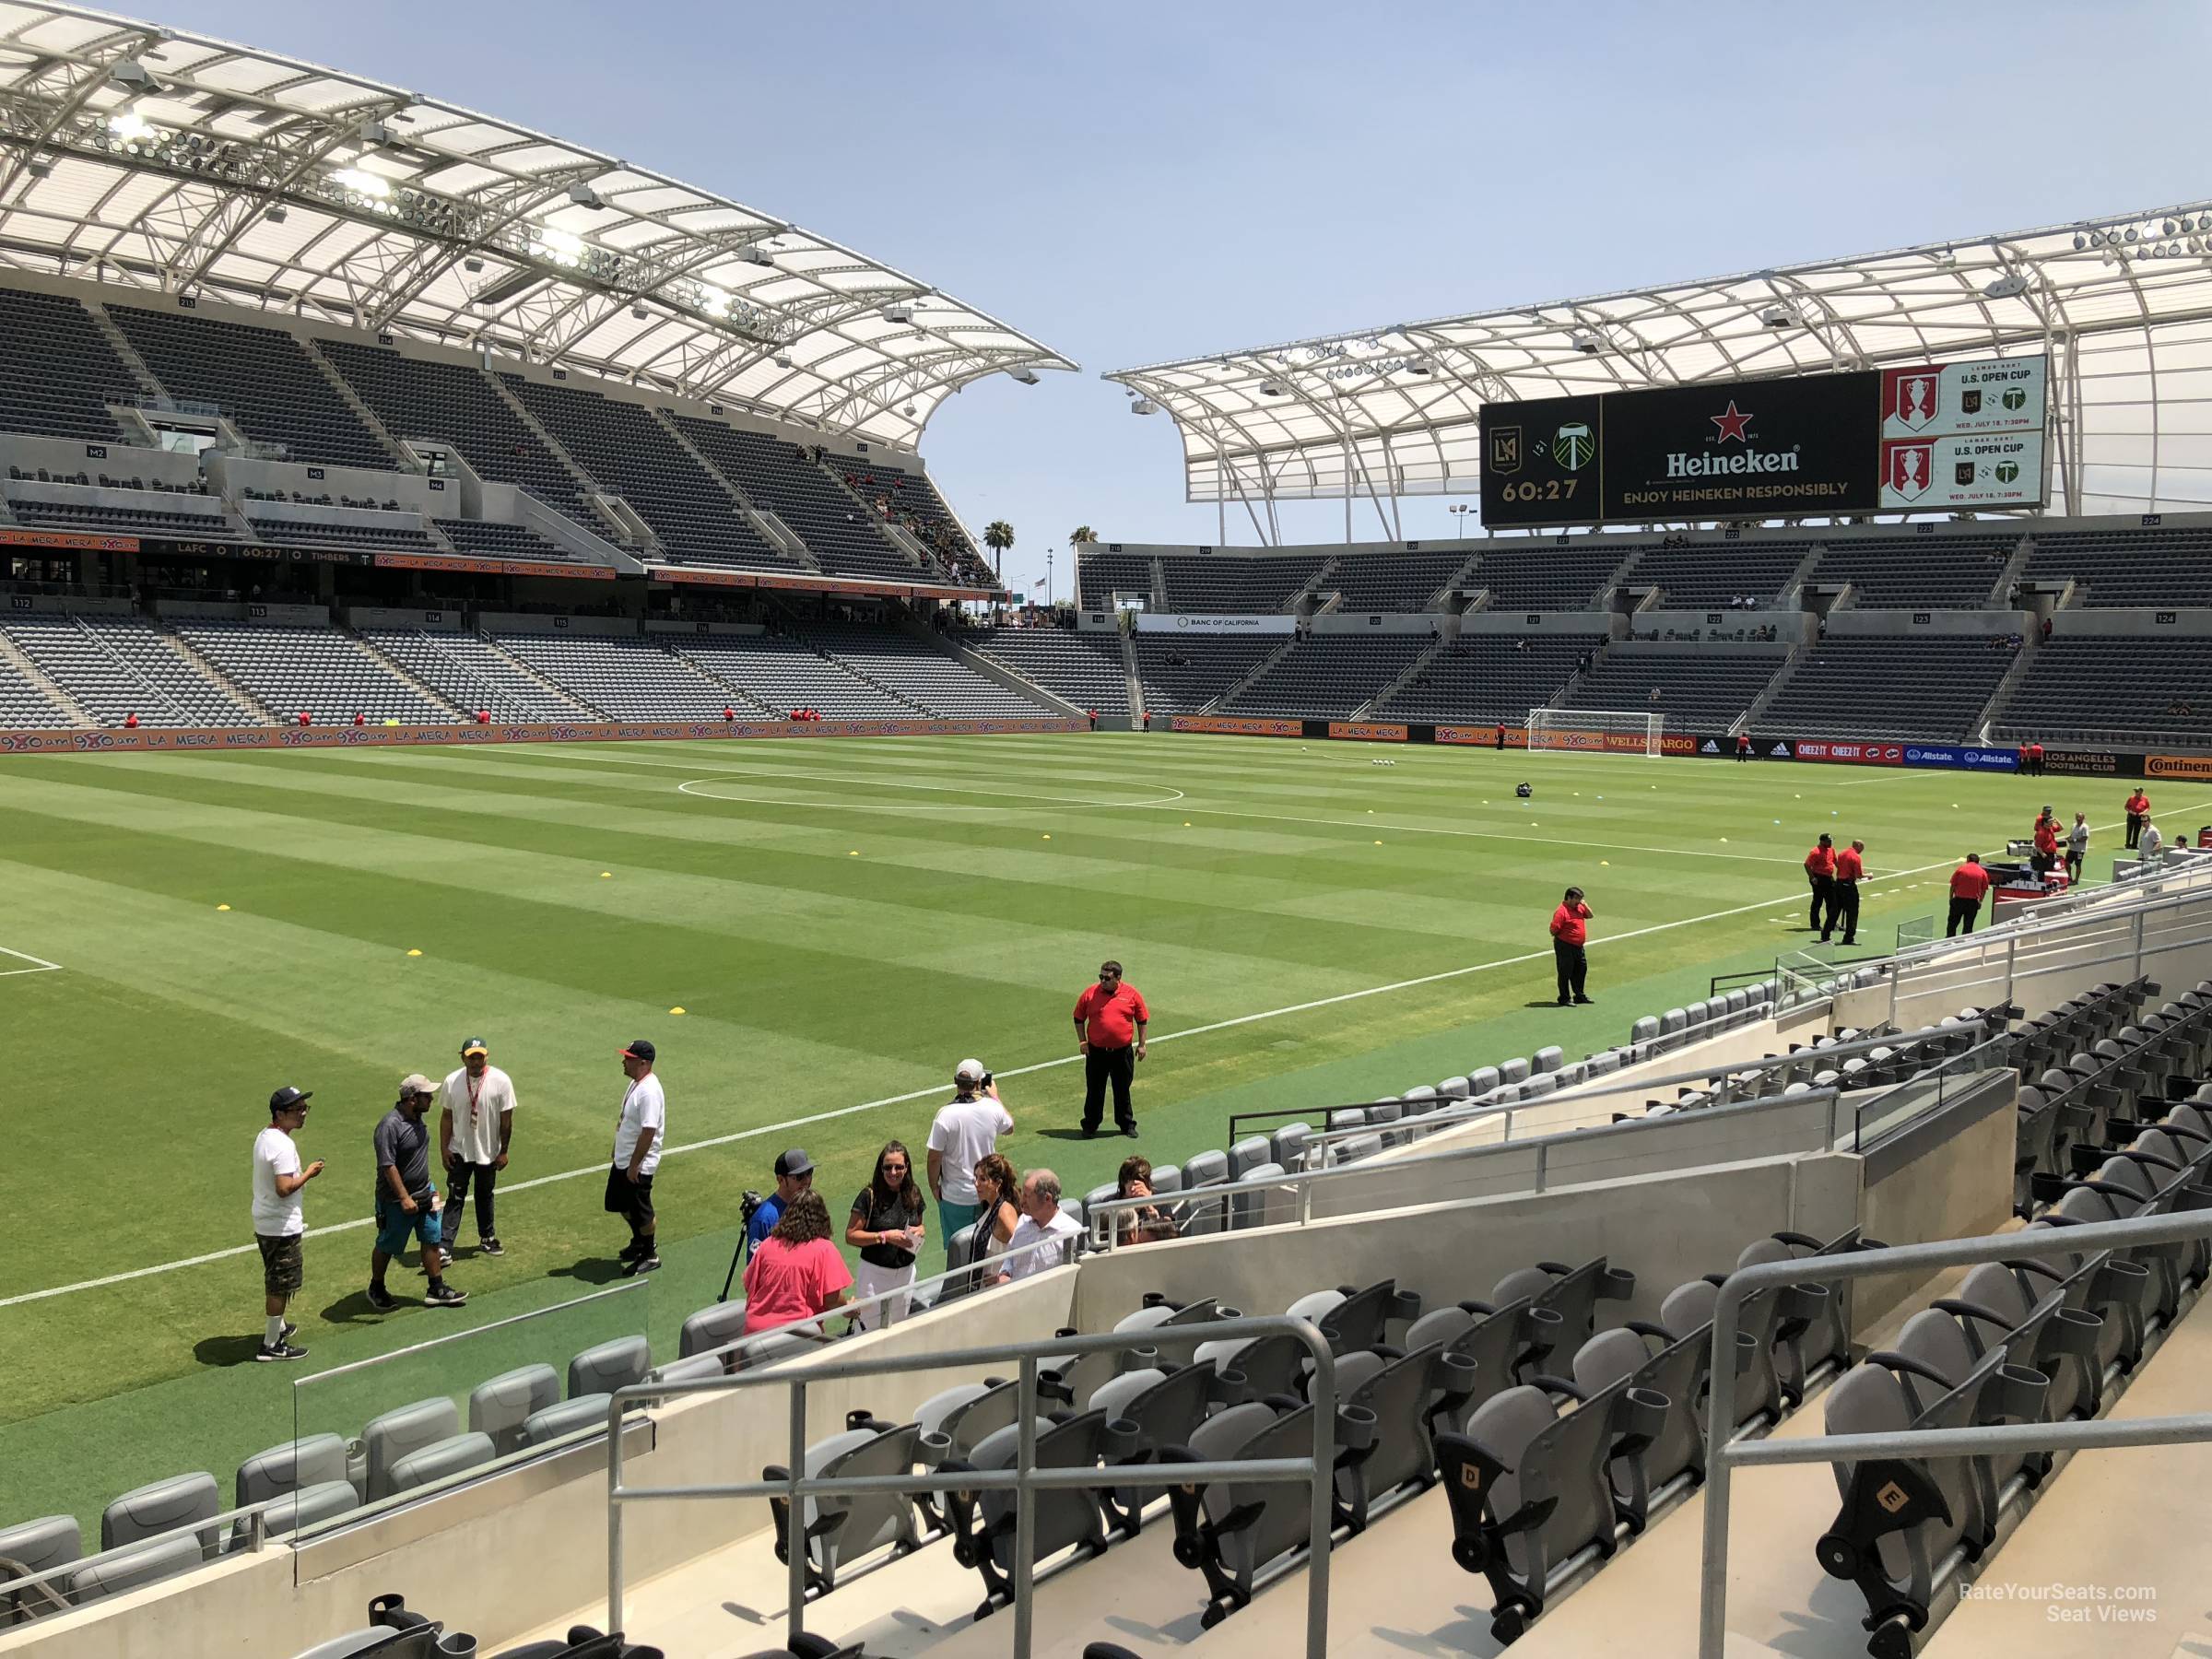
[739,1190,766,1227]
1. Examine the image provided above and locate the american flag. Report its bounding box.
[1033,577,1047,588]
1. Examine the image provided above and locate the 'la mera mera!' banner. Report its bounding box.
[1478,356,2047,528]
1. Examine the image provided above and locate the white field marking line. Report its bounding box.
[673,777,1185,814]
[0,944,62,977]
[0,848,1976,1311]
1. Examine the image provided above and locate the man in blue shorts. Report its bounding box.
[368,1074,467,1311]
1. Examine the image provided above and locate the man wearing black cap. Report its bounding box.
[437,1037,516,1258]
[368,1075,466,1312]
[609,1040,665,1276]
[744,1147,815,1260]
[252,1087,323,1361]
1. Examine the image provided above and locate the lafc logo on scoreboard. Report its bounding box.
[1488,425,1524,476]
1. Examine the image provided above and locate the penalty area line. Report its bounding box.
[0,945,62,978]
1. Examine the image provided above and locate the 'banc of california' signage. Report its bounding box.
[0,715,1083,757]
[1135,614,1297,634]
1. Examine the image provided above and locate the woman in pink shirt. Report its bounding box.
[742,1192,852,1335]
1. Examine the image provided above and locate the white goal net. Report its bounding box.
[1525,708,1665,758]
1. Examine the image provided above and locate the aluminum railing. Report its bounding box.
[1085,1085,1857,1249]
[0,1494,289,1617]
[1695,1208,2212,1657]
[606,1315,1340,1659]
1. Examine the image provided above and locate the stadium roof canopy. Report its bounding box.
[1106,202,2212,533]
[0,2,1074,449]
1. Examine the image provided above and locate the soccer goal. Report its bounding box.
[1525,708,1665,757]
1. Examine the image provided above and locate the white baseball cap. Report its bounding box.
[954,1058,988,1083]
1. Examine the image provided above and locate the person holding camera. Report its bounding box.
[1111,1155,1178,1247]
[928,1060,1013,1254]
[845,1140,927,1329]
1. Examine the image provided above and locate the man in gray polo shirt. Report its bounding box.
[368,1074,467,1312]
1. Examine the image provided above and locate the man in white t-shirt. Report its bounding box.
[997,1169,1079,1284]
[437,1036,517,1258]
[607,1039,665,1276]
[252,1086,324,1361]
[927,1059,1014,1257]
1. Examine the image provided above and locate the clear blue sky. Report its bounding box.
[171,1,2212,596]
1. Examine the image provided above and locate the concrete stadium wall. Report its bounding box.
[0,1274,1079,1659]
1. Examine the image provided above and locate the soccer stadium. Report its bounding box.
[3,6,2212,1658]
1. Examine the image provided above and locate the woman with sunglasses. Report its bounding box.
[846,1138,927,1330]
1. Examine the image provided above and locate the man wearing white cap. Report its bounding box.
[927,1060,1013,1256]
[368,1075,466,1311]
[437,1036,516,1258]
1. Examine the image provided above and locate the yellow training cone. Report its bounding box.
[1373,840,1383,845]
[216,903,230,912]
[406,948,422,957]
[1042,834,1052,840]
[669,1006,686,1016]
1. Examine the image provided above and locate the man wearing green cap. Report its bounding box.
[437,1037,516,1257]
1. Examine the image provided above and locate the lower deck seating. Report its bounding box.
[1132,635,1280,712]
[488,633,729,721]
[1991,635,2212,747]
[172,622,453,724]
[357,630,594,722]
[1561,649,1783,729]
[674,635,901,718]
[788,620,1050,718]
[1219,634,1431,718]
[1759,636,2012,741]
[964,629,1129,713]
[0,614,260,727]
[1371,635,1594,724]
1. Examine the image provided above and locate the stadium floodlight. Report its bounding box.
[265,204,287,223]
[107,109,155,145]
[1982,272,2030,299]
[108,59,156,92]
[533,225,585,265]
[1132,398,1160,415]
[696,282,731,317]
[2124,227,2138,242]
[2165,219,2179,238]
[1759,305,1794,328]
[566,182,606,210]
[464,255,484,272]
[882,301,915,324]
[742,242,777,266]
[24,157,50,179]
[2073,232,2088,251]
[1006,366,1041,384]
[630,303,648,320]
[772,352,794,369]
[901,402,916,417]
[1570,332,1602,355]
[333,167,391,199]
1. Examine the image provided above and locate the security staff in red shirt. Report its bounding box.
[1804,834,1838,935]
[1073,960,1148,1138]
[2031,809,2060,876]
[1550,887,1594,1006]
[1736,732,1752,761]
[2125,788,2150,850]
[1826,839,1865,947]
[1947,853,1993,936]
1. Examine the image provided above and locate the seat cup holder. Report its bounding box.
[918,1430,952,1469]
[1334,1404,1379,1453]
[1598,1265,1637,1302]
[1616,1385,1670,1442]
[1984,1363,2051,1423]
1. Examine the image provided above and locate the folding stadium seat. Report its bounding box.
[1406,1293,1568,1426]
[100,1471,219,1557]
[1489,1259,1635,1357]
[567,1336,650,1400]
[0,1515,80,1622]
[1653,1277,1788,1428]
[648,1353,727,1387]
[469,1366,561,1457]
[946,1409,1135,1619]
[1733,1228,1874,1401]
[1227,1135,1273,1180]
[1085,1360,1222,1535]
[1231,1162,1287,1228]
[67,1535,207,1605]
[760,1409,929,1594]
[360,1402,461,1503]
[1162,1394,1376,1627]
[916,1378,1025,1470]
[519,1397,616,1449]
[387,1432,496,1496]
[1333,1342,1472,1530]
[1435,1369,1669,1643]
[245,1481,360,1546]
[236,1432,352,1511]
[1569,1323,1720,1529]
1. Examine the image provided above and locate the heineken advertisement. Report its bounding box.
[1478,355,2048,528]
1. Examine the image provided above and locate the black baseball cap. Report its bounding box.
[774,1147,814,1179]
[620,1039,656,1062]
[268,1086,312,1115]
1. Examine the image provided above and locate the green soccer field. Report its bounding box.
[0,730,2180,1535]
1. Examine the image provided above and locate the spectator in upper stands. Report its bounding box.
[845,1140,926,1331]
[996,1170,1080,1284]
[123,712,137,729]
[352,712,365,728]
[297,711,311,726]
[741,1192,850,1335]
[965,1152,1020,1268]
[929,1061,1012,1255]
[2067,813,2089,885]
[1947,853,1992,936]
[1111,1156,1178,1247]
[2125,787,2151,849]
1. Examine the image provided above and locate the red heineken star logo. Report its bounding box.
[1710,400,1753,444]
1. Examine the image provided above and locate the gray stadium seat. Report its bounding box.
[235,1432,351,1509]
[649,1352,728,1387]
[566,1335,650,1399]
[467,1365,560,1456]
[764,1412,924,1594]
[952,1410,1131,1616]
[677,1300,748,1360]
[1367,1100,1406,1147]
[1332,1133,1382,1166]
[519,1396,612,1449]
[1228,1135,1273,1180]
[1232,1162,1286,1228]
[385,1431,496,1496]
[68,1534,205,1604]
[244,1479,361,1547]
[100,1472,218,1556]
[0,1514,80,1617]
[1182,1148,1230,1188]
[1630,1016,1661,1045]
[1660,1008,1688,1035]
[1147,1163,1184,1196]
[1499,1056,1531,1085]
[1685,999,1711,1026]
[1468,1065,1502,1097]
[1532,1046,1563,1074]
[1269,1124,1312,1169]
[1402,1084,1439,1109]
[1523,1074,1558,1099]
[1081,1181,1119,1222]
[362,1400,461,1502]
[1437,1076,1471,1100]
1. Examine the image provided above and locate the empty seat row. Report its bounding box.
[964,628,1130,713]
[1760,637,2013,742]
[175,621,453,724]
[1,613,261,727]
[1219,633,1432,718]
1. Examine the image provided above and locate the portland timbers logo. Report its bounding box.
[1995,461,2020,484]
[1551,421,1595,471]
[2002,387,2027,411]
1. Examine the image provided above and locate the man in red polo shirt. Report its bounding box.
[1550,887,1594,1005]
[1073,960,1148,1138]
[2124,786,2150,849]
[1804,834,1837,935]
[1947,853,1992,936]
[1825,839,1865,946]
[1736,731,1752,761]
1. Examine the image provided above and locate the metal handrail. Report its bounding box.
[1696,1208,2212,1656]
[1084,1087,1854,1248]
[0,1496,285,1607]
[606,1314,1340,1659]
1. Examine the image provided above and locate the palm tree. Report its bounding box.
[1068,524,1098,547]
[982,519,1015,580]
